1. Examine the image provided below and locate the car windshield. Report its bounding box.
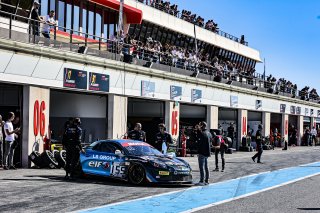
[123,142,162,156]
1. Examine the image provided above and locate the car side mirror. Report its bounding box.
[115,150,123,156]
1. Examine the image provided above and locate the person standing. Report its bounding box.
[252,124,263,164]
[41,10,56,45]
[63,118,83,180]
[289,125,297,146]
[154,123,173,154]
[3,112,20,170]
[311,126,317,146]
[30,1,43,40]
[227,123,235,147]
[212,132,226,172]
[0,115,4,168]
[196,121,212,186]
[128,123,146,142]
[218,124,224,136]
[273,127,278,147]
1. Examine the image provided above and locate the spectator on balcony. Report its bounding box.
[31,1,43,38]
[309,88,319,100]
[41,10,56,45]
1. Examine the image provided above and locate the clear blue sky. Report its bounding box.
[173,0,320,91]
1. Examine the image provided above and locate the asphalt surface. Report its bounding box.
[0,146,320,213]
[197,172,320,213]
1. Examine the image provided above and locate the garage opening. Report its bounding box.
[0,84,23,167]
[50,90,108,144]
[127,98,165,142]
[180,104,206,129]
[218,108,238,148]
[248,111,262,136]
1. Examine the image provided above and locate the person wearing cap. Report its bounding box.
[63,117,83,180]
[252,124,263,163]
[196,121,212,186]
[154,123,173,154]
[128,123,146,142]
[31,0,43,38]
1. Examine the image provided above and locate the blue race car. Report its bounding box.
[80,140,193,185]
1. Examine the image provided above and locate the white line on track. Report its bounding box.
[181,171,320,213]
[74,161,320,213]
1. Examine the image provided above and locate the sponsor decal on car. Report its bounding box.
[110,162,127,178]
[122,142,151,147]
[88,161,103,168]
[92,155,117,161]
[159,171,170,176]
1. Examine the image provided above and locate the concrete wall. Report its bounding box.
[22,86,50,167]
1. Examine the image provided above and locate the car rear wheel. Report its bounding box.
[128,164,146,185]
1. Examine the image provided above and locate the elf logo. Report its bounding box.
[88,161,110,168]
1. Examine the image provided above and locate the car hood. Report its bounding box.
[134,155,187,166]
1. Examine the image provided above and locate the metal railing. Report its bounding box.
[137,0,249,46]
[0,10,318,103]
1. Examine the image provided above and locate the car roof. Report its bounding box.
[98,139,144,145]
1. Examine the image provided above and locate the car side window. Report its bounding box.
[92,143,101,151]
[108,142,124,153]
[98,143,115,153]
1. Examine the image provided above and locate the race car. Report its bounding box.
[79,140,193,185]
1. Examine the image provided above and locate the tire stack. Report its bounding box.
[29,150,66,169]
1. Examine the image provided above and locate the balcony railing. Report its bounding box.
[0,10,318,104]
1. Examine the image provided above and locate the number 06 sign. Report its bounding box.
[33,100,46,137]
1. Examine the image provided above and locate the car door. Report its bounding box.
[81,142,118,177]
[108,142,128,179]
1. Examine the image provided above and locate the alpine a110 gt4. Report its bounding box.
[80,140,193,185]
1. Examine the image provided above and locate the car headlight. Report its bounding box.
[151,161,167,169]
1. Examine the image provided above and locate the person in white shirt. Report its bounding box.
[311,126,317,145]
[41,10,56,39]
[0,114,4,167]
[3,112,20,170]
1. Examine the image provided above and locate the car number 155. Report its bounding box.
[110,162,126,177]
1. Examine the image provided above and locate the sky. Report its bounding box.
[172,0,320,91]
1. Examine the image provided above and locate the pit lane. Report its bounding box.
[0,147,319,213]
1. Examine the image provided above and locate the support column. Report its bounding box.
[262,112,271,137]
[237,109,248,150]
[165,101,180,143]
[107,95,127,139]
[206,105,218,130]
[297,115,304,146]
[22,86,50,168]
[281,114,289,142]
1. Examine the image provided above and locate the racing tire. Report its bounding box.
[128,163,146,185]
[29,151,45,168]
[40,150,59,169]
[54,150,66,169]
[51,150,60,168]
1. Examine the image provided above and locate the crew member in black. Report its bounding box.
[252,124,263,163]
[154,123,173,153]
[227,123,235,147]
[128,123,146,142]
[30,1,42,37]
[63,118,83,180]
